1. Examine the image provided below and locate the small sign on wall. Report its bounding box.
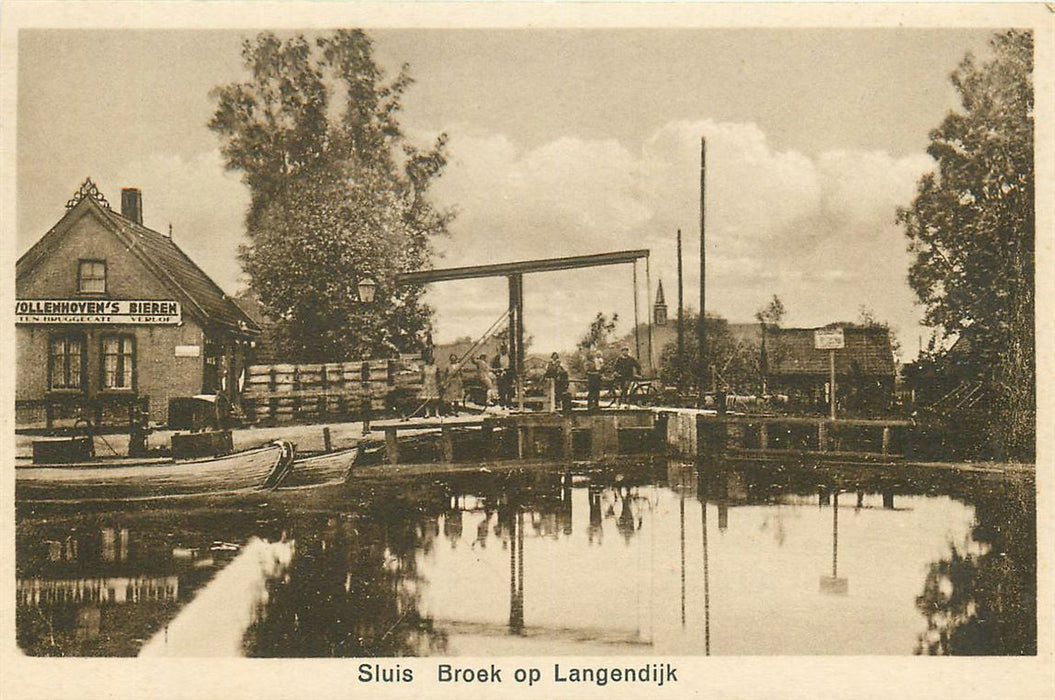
[175,345,201,357]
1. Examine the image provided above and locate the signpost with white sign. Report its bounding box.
[16,299,181,325]
[814,328,844,420]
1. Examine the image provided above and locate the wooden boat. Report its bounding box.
[279,445,360,489]
[16,441,295,504]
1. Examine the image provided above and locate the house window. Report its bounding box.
[78,260,107,294]
[102,336,135,390]
[49,335,85,390]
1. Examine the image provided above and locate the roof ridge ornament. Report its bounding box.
[66,177,111,210]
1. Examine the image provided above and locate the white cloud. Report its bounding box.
[425,119,935,356]
[87,125,934,360]
[104,150,250,295]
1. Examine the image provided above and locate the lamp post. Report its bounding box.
[358,277,377,435]
[357,277,377,305]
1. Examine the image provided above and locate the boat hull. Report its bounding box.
[16,442,294,503]
[280,447,359,489]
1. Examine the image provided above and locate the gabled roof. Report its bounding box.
[17,190,259,336]
[768,325,895,376]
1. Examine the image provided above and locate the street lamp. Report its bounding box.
[357,277,377,435]
[357,277,377,304]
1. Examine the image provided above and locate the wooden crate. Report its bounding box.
[272,364,295,393]
[296,364,323,389]
[321,363,344,389]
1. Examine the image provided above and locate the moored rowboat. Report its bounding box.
[16,441,295,503]
[279,446,360,489]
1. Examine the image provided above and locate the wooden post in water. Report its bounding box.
[818,422,828,452]
[385,427,399,465]
[322,426,333,453]
[562,420,574,459]
[882,426,892,456]
[591,416,604,459]
[482,418,497,459]
[440,426,454,463]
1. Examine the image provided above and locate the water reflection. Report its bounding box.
[16,512,269,656]
[915,477,1036,655]
[16,459,1035,656]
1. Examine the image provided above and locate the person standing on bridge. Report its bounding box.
[442,353,464,416]
[421,345,440,418]
[613,346,642,406]
[586,347,604,413]
[492,343,513,408]
[475,354,497,406]
[544,352,572,415]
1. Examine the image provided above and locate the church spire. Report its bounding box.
[654,279,668,326]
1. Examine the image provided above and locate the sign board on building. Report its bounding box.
[16,299,181,325]
[814,328,845,350]
[174,345,201,357]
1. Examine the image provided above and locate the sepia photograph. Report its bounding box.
[1,3,1050,698]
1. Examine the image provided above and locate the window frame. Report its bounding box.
[47,332,87,392]
[99,333,136,392]
[77,259,107,295]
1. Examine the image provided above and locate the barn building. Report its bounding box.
[15,179,259,429]
[766,325,897,414]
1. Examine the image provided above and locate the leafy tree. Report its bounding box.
[755,295,785,328]
[897,30,1034,459]
[755,295,785,394]
[210,30,452,361]
[577,312,619,351]
[857,305,902,363]
[660,311,759,395]
[570,312,620,376]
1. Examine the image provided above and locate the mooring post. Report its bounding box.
[695,413,705,458]
[482,418,497,459]
[385,427,399,465]
[590,416,604,459]
[562,419,574,459]
[818,422,827,452]
[322,426,333,453]
[759,423,768,450]
[882,426,892,456]
[440,426,454,463]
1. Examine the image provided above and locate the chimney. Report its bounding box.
[121,188,143,225]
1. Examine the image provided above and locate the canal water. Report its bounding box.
[15,459,1035,657]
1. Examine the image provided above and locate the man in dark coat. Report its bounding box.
[613,346,642,406]
[544,352,572,414]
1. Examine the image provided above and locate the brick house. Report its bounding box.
[15,179,259,428]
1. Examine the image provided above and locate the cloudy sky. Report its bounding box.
[17,28,998,356]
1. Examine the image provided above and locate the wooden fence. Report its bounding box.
[242,357,424,425]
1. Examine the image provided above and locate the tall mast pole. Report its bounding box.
[677,229,684,371]
[698,137,707,401]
